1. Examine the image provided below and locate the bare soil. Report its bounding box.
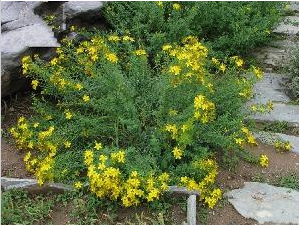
[206,141,299,225]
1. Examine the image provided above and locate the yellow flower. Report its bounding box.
[219,63,226,73]
[33,122,39,128]
[173,3,181,10]
[83,95,90,102]
[64,141,71,148]
[134,49,147,56]
[156,1,163,7]
[251,104,258,112]
[65,111,72,120]
[259,154,269,167]
[24,152,31,162]
[123,36,134,42]
[105,53,118,63]
[111,150,125,163]
[231,56,244,67]
[75,83,83,90]
[108,35,121,42]
[74,181,83,189]
[181,124,188,132]
[212,57,219,65]
[252,66,263,80]
[76,47,84,54]
[285,142,292,151]
[235,138,244,145]
[27,141,33,149]
[31,80,39,90]
[50,57,58,66]
[70,25,76,32]
[162,44,172,51]
[169,65,181,75]
[172,147,183,159]
[94,141,102,150]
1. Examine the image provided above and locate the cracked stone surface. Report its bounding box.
[226,182,299,225]
[250,103,299,127]
[254,131,299,153]
[249,73,290,105]
[1,177,73,193]
[273,16,299,35]
[1,1,59,97]
[63,1,104,19]
[253,40,298,70]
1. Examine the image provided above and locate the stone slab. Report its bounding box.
[63,1,104,19]
[249,73,290,105]
[273,16,299,35]
[250,103,299,128]
[1,177,73,193]
[226,182,299,224]
[254,131,299,153]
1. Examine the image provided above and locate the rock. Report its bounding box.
[249,103,299,128]
[273,16,299,35]
[249,73,290,105]
[253,40,297,70]
[254,131,299,153]
[1,1,59,98]
[226,182,299,224]
[63,1,104,19]
[1,177,73,194]
[289,2,299,12]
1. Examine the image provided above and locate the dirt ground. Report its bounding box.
[206,142,299,225]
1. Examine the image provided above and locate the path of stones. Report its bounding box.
[1,2,299,225]
[227,3,299,225]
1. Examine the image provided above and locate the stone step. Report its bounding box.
[253,40,297,70]
[250,103,299,128]
[249,73,290,105]
[254,131,299,153]
[226,182,299,225]
[273,16,299,35]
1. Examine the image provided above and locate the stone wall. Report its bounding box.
[1,1,104,98]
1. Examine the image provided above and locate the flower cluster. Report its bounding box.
[84,149,169,207]
[274,140,292,152]
[259,154,269,167]
[180,159,222,208]
[9,117,57,185]
[193,94,216,123]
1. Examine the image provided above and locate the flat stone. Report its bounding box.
[226,182,299,224]
[249,73,290,105]
[1,1,59,97]
[254,131,299,153]
[63,1,104,19]
[253,40,297,69]
[290,2,299,12]
[250,103,299,128]
[273,16,299,35]
[1,177,73,193]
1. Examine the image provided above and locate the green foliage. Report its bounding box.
[277,173,299,190]
[1,189,54,225]
[261,121,289,133]
[286,45,299,101]
[10,1,276,209]
[102,1,284,57]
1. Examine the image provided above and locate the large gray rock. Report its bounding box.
[274,16,299,35]
[63,1,104,19]
[250,103,299,128]
[249,73,290,105]
[254,131,299,153]
[227,182,299,224]
[1,177,73,193]
[253,40,297,70]
[1,1,59,97]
